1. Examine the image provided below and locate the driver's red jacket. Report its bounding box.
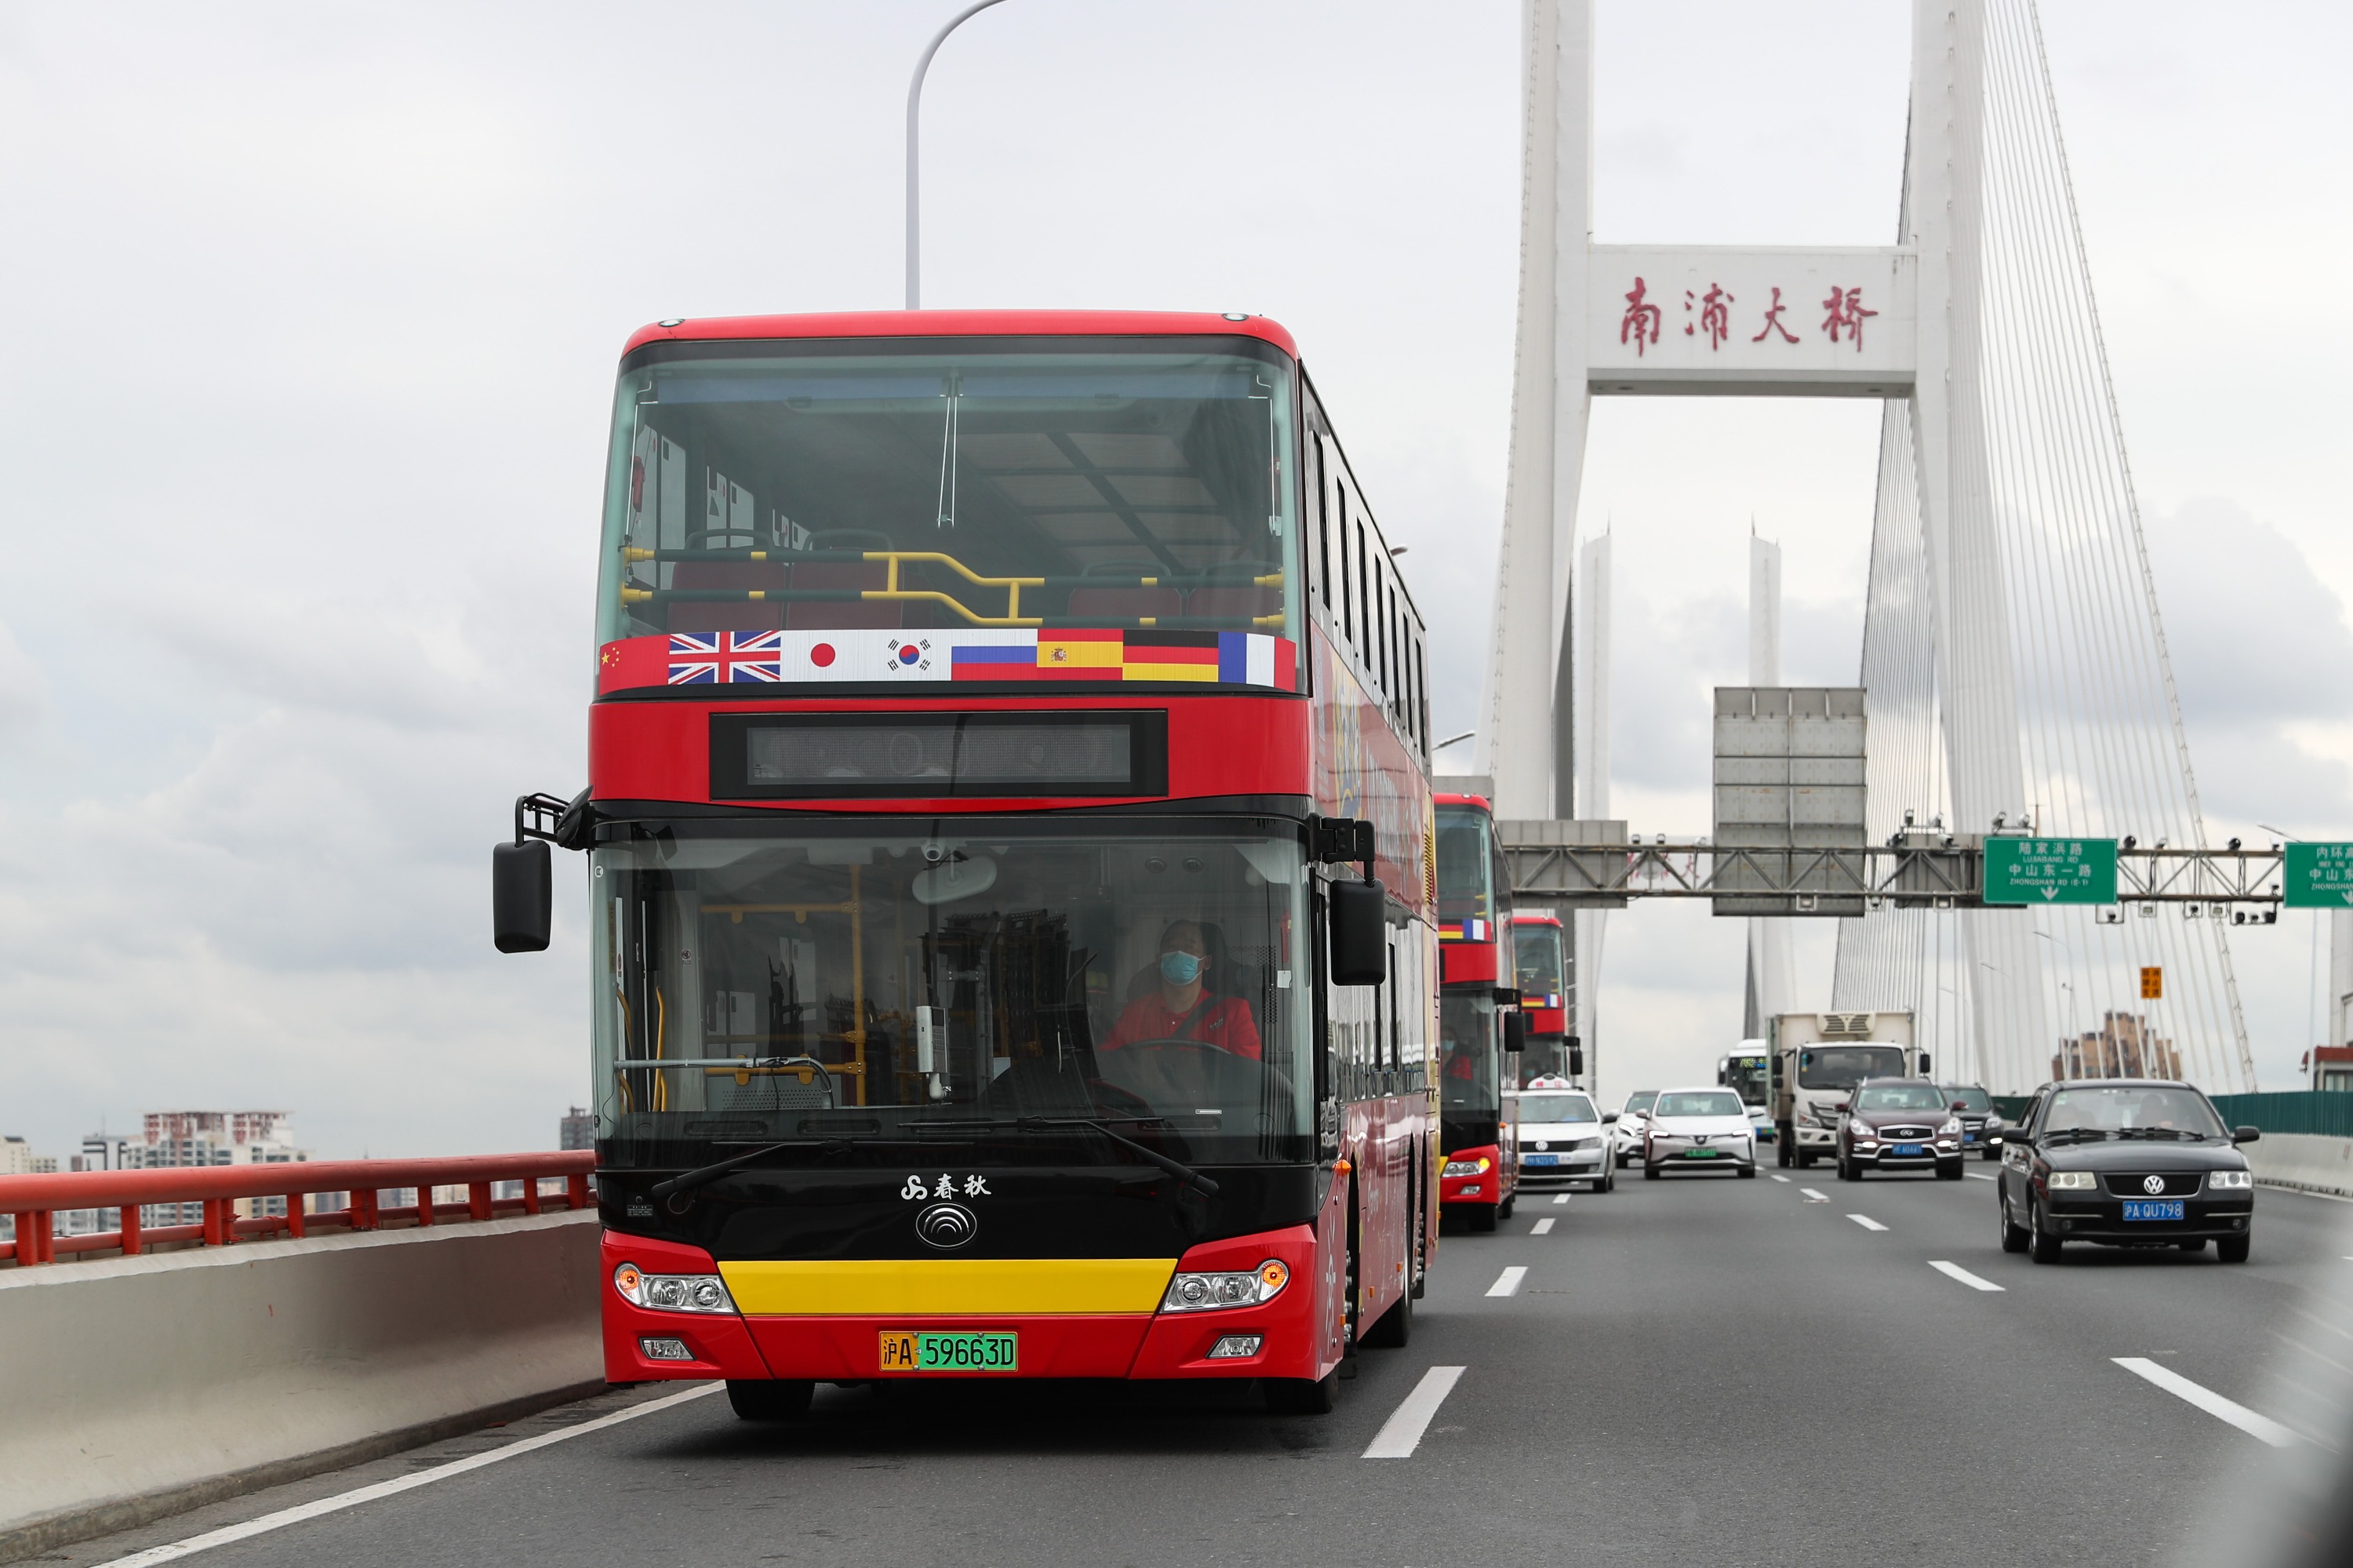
[1099,992,1263,1060]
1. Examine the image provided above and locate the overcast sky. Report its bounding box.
[0,1,2344,1159]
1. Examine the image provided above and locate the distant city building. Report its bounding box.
[2052,1012,2181,1082]
[67,1111,313,1231]
[2,1137,58,1242]
[560,1107,595,1151]
[2,1135,56,1175]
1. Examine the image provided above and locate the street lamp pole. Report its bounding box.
[906,0,1009,310]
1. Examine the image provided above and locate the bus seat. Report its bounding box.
[786,529,903,630]
[1184,584,1281,625]
[1067,584,1182,622]
[667,559,786,634]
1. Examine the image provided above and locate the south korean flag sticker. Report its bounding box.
[885,636,936,676]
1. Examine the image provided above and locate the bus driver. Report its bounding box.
[1098,919,1263,1060]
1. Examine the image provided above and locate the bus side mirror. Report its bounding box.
[1568,1040,1584,1076]
[1504,1011,1526,1054]
[1918,1053,1931,1077]
[1716,1068,1727,1085]
[1328,879,1387,985]
[493,839,552,953]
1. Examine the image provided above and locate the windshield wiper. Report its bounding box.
[2115,1126,2198,1141]
[907,1116,1220,1196]
[2041,1127,2111,1145]
[649,1137,866,1208]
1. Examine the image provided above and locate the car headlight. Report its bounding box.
[1940,1118,1962,1135]
[1984,1114,2005,1129]
[2047,1170,2097,1191]
[1852,1128,1878,1144]
[613,1264,736,1315]
[2209,1170,2253,1191]
[1442,1158,1491,1177]
[1162,1259,1289,1312]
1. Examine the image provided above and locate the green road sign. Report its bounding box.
[1983,836,2118,905]
[2285,842,2353,908]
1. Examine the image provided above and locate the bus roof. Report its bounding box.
[1509,911,1563,929]
[623,309,1300,359]
[1434,791,1493,814]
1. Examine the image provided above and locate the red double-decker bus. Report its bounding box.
[1509,911,1573,1086]
[1434,792,1519,1231]
[496,311,1438,1418]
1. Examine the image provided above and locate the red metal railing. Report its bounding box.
[0,1152,598,1268]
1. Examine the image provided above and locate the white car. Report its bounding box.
[1511,1086,1614,1192]
[1609,1090,1658,1169]
[1642,1087,1759,1179]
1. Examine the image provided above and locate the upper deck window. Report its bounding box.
[1435,802,1496,926]
[1513,922,1564,995]
[596,337,1300,681]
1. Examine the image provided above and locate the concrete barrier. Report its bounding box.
[0,1209,602,1560]
[2246,1132,2353,1199]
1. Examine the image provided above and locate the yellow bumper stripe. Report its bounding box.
[719,1257,1178,1316]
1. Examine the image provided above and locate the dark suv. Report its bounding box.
[1941,1083,2003,1161]
[1995,1079,2258,1264]
[1835,1079,1966,1181]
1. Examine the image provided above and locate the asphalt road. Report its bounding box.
[56,1167,2353,1568]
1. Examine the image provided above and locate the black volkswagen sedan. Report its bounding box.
[1995,1079,2259,1264]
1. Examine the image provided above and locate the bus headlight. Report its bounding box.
[1442,1158,1491,1177]
[613,1263,737,1315]
[1162,1259,1289,1312]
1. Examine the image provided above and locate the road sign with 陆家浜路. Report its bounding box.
[1982,837,2118,905]
[2284,843,2353,908]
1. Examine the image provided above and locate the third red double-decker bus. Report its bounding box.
[1509,911,1572,1086]
[1434,792,1519,1231]
[496,310,1439,1417]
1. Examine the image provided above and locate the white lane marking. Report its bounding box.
[1769,1173,1791,1184]
[1848,1214,1888,1231]
[2112,1358,2296,1447]
[1929,1259,2005,1292]
[1967,1171,1997,1181]
[1552,1193,1570,1205]
[1530,1217,1555,1235]
[1362,1365,1467,1459]
[1800,1188,1829,1202]
[89,1384,725,1566]
[1486,1265,1529,1297]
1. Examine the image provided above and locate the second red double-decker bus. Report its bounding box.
[1509,911,1573,1086]
[1434,792,1519,1231]
[497,310,1439,1417]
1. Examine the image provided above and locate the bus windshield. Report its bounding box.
[1797,1046,1906,1091]
[1439,994,1500,1114]
[597,338,1300,666]
[1720,1056,1768,1108]
[589,816,1311,1166]
[1514,922,1564,997]
[1436,804,1496,927]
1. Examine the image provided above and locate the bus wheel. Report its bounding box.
[1264,1371,1338,1414]
[1363,1281,1412,1348]
[1497,1194,1515,1221]
[726,1379,813,1422]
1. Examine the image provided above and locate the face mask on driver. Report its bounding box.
[1158,950,1203,986]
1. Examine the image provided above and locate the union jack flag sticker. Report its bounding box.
[667,630,784,685]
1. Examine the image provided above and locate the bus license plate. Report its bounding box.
[2122,1199,2185,1222]
[879,1331,1017,1372]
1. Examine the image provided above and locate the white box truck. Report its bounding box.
[1769,1012,1925,1169]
